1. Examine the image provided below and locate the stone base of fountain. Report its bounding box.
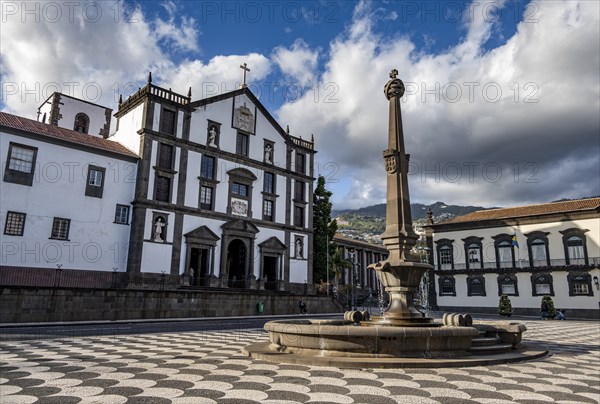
[243,318,548,368]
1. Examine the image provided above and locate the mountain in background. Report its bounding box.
[333,201,494,243]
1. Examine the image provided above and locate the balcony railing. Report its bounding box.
[437,257,600,271]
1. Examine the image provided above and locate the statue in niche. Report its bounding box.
[153,217,165,242]
[295,238,303,259]
[208,126,218,147]
[264,144,273,164]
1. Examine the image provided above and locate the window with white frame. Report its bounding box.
[572,283,589,295]
[530,239,547,267]
[88,169,103,186]
[440,246,452,264]
[4,143,37,186]
[567,273,593,297]
[114,205,129,224]
[531,273,554,296]
[497,241,513,268]
[8,146,35,172]
[567,236,585,264]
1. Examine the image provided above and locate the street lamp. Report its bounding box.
[349,249,357,311]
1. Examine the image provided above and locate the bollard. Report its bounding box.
[344,311,363,323]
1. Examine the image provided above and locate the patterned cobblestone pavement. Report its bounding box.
[1,320,599,403]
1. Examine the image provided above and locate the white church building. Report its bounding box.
[1,74,315,293]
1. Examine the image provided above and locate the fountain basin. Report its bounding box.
[263,319,478,358]
[244,318,548,368]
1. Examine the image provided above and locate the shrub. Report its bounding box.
[498,295,513,316]
[542,295,556,319]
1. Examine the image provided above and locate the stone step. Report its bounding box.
[471,336,501,347]
[469,343,513,355]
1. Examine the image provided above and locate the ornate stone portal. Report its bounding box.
[244,70,543,367]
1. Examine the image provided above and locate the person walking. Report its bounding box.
[299,299,307,315]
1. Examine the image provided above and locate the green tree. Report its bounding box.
[312,176,337,283]
[498,295,513,316]
[330,248,352,283]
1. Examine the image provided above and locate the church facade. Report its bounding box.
[1,75,316,294]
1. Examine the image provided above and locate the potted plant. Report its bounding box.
[498,294,513,317]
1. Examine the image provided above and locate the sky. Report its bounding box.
[1,0,599,210]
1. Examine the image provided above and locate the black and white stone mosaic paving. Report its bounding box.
[1,320,598,403]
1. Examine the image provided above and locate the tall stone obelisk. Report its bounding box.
[368,69,434,326]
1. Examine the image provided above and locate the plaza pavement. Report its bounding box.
[0,318,598,403]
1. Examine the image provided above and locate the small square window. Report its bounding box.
[114,205,130,224]
[51,217,70,240]
[4,211,26,236]
[232,182,248,196]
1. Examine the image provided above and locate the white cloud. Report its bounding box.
[161,54,272,99]
[153,1,199,52]
[1,1,175,118]
[272,39,319,87]
[278,0,600,209]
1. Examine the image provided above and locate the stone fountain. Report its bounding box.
[244,70,546,368]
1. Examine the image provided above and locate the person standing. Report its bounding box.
[541,300,549,320]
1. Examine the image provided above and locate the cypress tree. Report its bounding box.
[312,176,337,283]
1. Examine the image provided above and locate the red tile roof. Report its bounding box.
[439,198,600,224]
[0,112,139,159]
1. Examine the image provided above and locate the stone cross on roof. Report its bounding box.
[240,63,250,88]
[389,69,398,79]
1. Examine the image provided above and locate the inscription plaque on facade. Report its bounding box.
[233,101,255,134]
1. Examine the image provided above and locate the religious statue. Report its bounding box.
[208,126,218,147]
[264,144,273,164]
[153,217,165,242]
[295,238,303,259]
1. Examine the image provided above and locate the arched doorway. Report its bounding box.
[227,239,247,288]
